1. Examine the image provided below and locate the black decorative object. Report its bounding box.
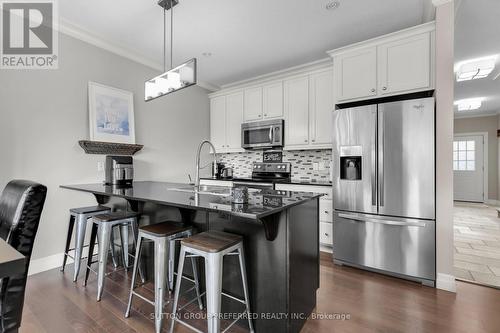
[263,151,283,163]
[79,140,143,156]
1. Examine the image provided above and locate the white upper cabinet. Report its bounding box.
[243,87,263,121]
[335,47,377,102]
[328,23,435,103]
[210,96,226,151]
[309,70,334,145]
[377,33,431,95]
[209,92,244,153]
[225,92,244,152]
[284,76,310,146]
[262,82,283,119]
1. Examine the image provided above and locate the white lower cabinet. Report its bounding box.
[274,184,333,247]
[320,222,333,246]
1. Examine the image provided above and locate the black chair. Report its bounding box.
[0,180,47,333]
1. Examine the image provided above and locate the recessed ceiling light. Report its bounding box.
[202,52,212,57]
[454,98,485,111]
[325,1,340,10]
[455,56,497,82]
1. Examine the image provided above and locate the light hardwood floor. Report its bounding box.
[454,202,500,287]
[19,253,500,333]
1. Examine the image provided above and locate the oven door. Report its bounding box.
[241,120,284,149]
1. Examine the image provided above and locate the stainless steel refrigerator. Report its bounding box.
[332,97,435,286]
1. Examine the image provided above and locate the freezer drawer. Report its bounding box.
[333,212,435,281]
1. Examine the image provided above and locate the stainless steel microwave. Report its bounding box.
[241,119,284,149]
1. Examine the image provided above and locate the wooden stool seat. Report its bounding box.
[69,205,109,215]
[93,211,139,222]
[181,230,243,253]
[139,222,191,237]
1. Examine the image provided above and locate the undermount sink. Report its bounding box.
[168,185,231,197]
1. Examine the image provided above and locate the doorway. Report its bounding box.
[453,134,486,203]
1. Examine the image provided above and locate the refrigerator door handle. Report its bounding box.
[371,111,377,207]
[378,109,385,207]
[338,213,427,228]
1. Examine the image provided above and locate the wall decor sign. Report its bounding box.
[88,82,135,144]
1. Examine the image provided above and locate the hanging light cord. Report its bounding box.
[162,1,174,72]
[170,0,173,70]
[163,7,166,72]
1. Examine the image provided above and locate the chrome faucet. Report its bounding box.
[194,140,218,189]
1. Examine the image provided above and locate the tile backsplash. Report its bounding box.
[217,150,332,183]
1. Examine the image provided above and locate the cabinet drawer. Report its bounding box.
[199,179,233,187]
[320,199,333,222]
[274,184,332,199]
[320,222,333,246]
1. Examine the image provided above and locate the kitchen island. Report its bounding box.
[61,181,321,333]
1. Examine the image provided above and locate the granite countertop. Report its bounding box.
[201,177,333,187]
[60,181,323,220]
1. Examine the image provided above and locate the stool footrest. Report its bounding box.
[173,318,204,333]
[131,291,155,306]
[221,292,245,305]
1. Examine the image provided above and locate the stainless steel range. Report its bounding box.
[232,162,291,190]
[332,96,436,287]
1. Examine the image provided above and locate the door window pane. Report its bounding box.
[453,139,477,171]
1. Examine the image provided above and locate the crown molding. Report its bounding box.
[58,18,219,92]
[218,57,333,91]
[432,0,453,6]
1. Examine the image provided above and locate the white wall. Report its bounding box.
[454,115,499,200]
[0,33,210,260]
[434,0,456,292]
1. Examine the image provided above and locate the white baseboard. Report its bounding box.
[28,252,69,276]
[486,199,500,207]
[320,245,333,253]
[436,273,456,292]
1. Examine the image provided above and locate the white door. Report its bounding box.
[335,47,377,102]
[309,70,334,145]
[453,135,484,202]
[377,32,431,95]
[262,82,283,119]
[210,96,226,151]
[243,87,263,121]
[225,92,244,151]
[284,76,310,146]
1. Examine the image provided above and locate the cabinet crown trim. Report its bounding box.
[327,21,435,57]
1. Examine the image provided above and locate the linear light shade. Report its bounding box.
[145,58,197,101]
[455,56,496,82]
[454,98,484,111]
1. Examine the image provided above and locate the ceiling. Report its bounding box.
[455,0,500,118]
[59,0,429,87]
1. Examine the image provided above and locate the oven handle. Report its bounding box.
[338,213,427,227]
[269,126,273,143]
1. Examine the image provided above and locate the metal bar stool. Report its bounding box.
[125,222,204,333]
[61,205,121,281]
[84,211,143,301]
[170,231,254,333]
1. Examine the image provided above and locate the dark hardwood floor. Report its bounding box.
[20,253,500,333]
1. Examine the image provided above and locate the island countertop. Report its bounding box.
[60,181,322,220]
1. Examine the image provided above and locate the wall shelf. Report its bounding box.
[78,140,143,156]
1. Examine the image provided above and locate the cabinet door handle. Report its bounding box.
[371,88,376,93]
[258,114,262,117]
[324,211,329,214]
[382,87,387,91]
[264,114,268,117]
[324,233,329,236]
[312,139,316,142]
[304,139,308,143]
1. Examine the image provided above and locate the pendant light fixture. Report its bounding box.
[145,0,197,101]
